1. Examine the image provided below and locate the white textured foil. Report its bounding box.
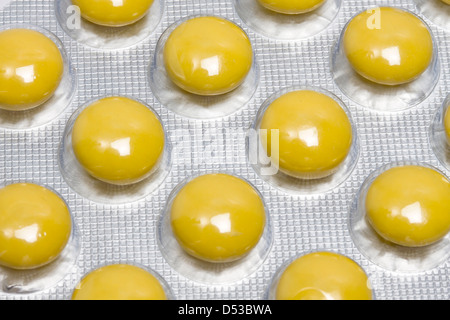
[0,0,449,300]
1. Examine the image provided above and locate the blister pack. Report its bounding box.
[0,0,449,300]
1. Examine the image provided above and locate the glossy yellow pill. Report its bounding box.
[72,264,167,300]
[260,90,352,179]
[170,174,266,263]
[366,165,450,247]
[276,252,372,300]
[164,16,253,96]
[71,0,154,27]
[72,97,165,185]
[445,105,450,145]
[0,183,72,270]
[257,0,326,14]
[441,0,450,5]
[343,7,433,86]
[0,29,64,111]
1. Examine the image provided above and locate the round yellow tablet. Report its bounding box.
[170,174,266,263]
[71,0,154,27]
[0,183,72,270]
[366,165,450,247]
[343,7,433,86]
[260,90,353,179]
[275,252,372,300]
[71,96,165,185]
[441,0,450,5]
[163,16,253,96]
[444,105,450,145]
[0,29,64,111]
[257,0,326,14]
[72,264,167,300]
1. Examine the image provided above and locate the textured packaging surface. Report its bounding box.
[0,0,449,300]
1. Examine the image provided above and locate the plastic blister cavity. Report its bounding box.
[414,0,450,31]
[264,251,374,300]
[157,173,273,284]
[331,7,440,112]
[233,0,341,40]
[70,263,175,300]
[0,183,80,295]
[430,94,450,173]
[0,24,76,130]
[58,96,172,204]
[247,86,359,195]
[55,0,164,50]
[349,161,450,273]
[148,15,259,119]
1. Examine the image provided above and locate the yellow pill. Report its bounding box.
[257,0,326,14]
[441,0,450,5]
[72,264,167,300]
[164,16,253,96]
[170,174,266,263]
[72,97,165,185]
[71,0,154,27]
[260,90,352,179]
[0,183,72,270]
[366,165,450,247]
[343,7,433,86]
[445,105,450,145]
[276,252,372,300]
[0,29,64,111]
